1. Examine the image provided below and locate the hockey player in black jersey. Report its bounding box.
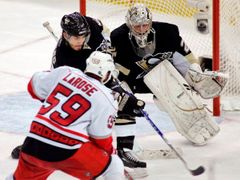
[52,11,107,69]
[110,3,199,172]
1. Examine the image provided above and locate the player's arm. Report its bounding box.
[27,71,52,101]
[85,16,108,51]
[87,100,116,155]
[86,16,115,54]
[110,32,131,78]
[51,38,65,69]
[170,24,199,65]
[51,48,57,69]
[28,67,69,101]
[174,27,211,71]
[87,16,112,42]
[92,19,114,54]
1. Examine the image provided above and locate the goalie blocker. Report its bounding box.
[144,60,220,145]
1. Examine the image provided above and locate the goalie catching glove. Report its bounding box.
[185,63,228,99]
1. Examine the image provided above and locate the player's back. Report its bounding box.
[22,66,117,161]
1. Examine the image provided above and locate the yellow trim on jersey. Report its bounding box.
[115,63,130,76]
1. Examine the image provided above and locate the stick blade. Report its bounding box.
[191,166,205,176]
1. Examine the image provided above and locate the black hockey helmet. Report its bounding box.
[61,12,91,37]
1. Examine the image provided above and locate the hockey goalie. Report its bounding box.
[144,52,228,145]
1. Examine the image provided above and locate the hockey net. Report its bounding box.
[82,0,240,112]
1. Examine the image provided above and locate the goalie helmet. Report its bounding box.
[85,51,116,84]
[126,4,156,57]
[61,12,91,38]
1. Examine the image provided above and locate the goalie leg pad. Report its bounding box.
[144,60,220,145]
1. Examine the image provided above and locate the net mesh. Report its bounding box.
[86,0,240,110]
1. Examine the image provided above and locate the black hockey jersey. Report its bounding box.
[110,22,192,93]
[52,16,105,70]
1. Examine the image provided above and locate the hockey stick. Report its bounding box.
[140,109,205,176]
[42,21,59,69]
[42,21,59,42]
[112,77,205,176]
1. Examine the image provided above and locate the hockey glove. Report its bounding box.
[136,55,163,79]
[97,39,116,56]
[117,92,145,117]
[106,79,145,117]
[146,56,161,68]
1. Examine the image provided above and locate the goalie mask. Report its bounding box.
[126,4,156,57]
[85,51,116,84]
[61,12,91,43]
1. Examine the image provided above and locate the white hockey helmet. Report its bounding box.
[126,3,152,48]
[85,51,116,84]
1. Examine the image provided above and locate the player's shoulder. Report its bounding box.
[111,24,129,38]
[53,66,80,75]
[55,37,65,50]
[85,16,103,31]
[153,21,179,30]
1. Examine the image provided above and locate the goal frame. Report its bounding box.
[79,0,221,116]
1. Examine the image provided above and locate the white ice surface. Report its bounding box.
[0,0,240,180]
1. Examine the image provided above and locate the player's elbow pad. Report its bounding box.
[27,79,44,102]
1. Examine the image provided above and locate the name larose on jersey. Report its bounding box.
[63,72,98,96]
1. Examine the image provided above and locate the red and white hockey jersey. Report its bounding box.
[27,66,117,152]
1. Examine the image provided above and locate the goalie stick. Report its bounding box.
[113,78,205,176]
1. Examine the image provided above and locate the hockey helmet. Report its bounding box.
[126,4,152,48]
[85,51,116,84]
[61,12,91,38]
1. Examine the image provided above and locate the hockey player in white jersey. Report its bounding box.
[8,51,125,180]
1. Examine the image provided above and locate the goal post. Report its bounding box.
[212,0,220,116]
[79,0,240,115]
[79,0,86,15]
